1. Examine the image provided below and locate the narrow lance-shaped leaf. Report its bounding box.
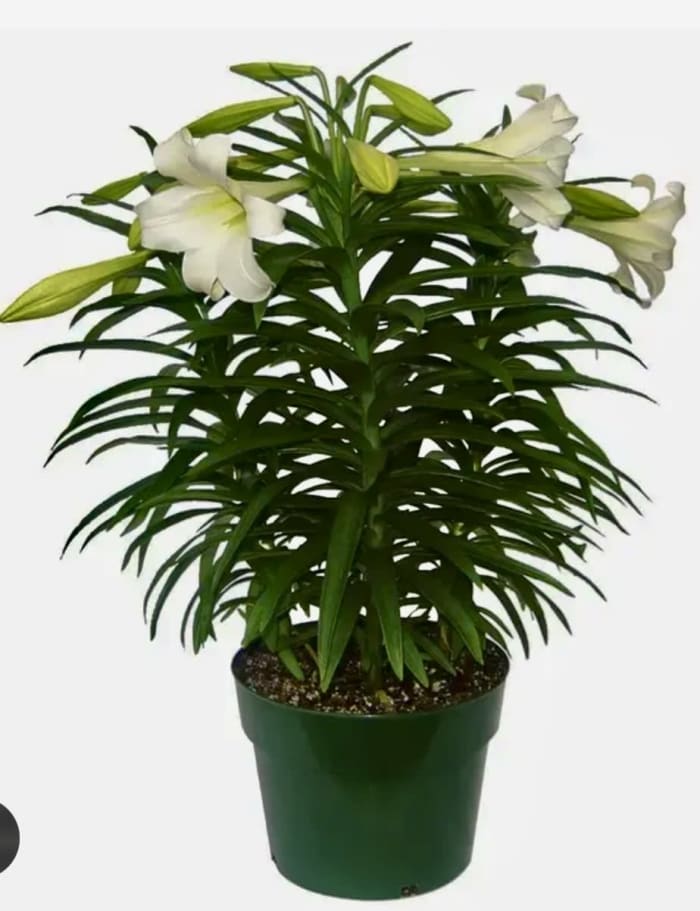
[365,546,404,679]
[244,535,327,644]
[402,625,430,687]
[318,490,369,690]
[82,171,149,206]
[36,205,131,237]
[195,477,294,648]
[320,586,363,692]
[406,568,484,663]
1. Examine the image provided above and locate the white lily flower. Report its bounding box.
[399,92,578,228]
[136,129,286,302]
[567,177,686,304]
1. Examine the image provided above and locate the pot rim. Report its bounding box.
[231,641,509,722]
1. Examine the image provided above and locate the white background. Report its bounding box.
[0,24,699,911]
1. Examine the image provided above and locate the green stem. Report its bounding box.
[313,103,387,694]
[352,80,371,139]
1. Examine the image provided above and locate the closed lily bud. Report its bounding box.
[112,275,141,295]
[369,75,451,135]
[128,217,142,250]
[187,97,297,137]
[230,62,316,81]
[346,139,399,194]
[0,251,150,322]
[561,185,639,220]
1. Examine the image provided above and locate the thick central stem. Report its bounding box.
[327,140,388,695]
[343,237,388,694]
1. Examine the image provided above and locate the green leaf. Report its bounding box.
[129,125,157,152]
[402,625,429,686]
[82,172,149,206]
[187,424,329,478]
[411,628,457,675]
[348,42,413,87]
[317,490,369,690]
[392,514,482,588]
[195,477,293,647]
[365,236,431,306]
[36,205,131,236]
[388,299,425,332]
[187,97,297,137]
[406,568,484,663]
[244,535,326,644]
[365,547,404,679]
[278,647,305,680]
[319,585,363,692]
[252,299,268,328]
[1,251,150,322]
[482,578,530,658]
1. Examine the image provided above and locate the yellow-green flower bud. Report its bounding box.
[346,139,399,194]
[230,62,315,81]
[369,75,451,135]
[128,217,142,250]
[0,251,150,322]
[112,275,141,295]
[187,97,297,137]
[561,185,639,221]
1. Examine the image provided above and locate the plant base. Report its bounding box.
[233,647,508,900]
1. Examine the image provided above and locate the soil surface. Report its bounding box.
[236,638,509,715]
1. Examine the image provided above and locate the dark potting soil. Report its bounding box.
[237,638,509,715]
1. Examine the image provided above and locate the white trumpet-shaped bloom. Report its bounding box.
[136,129,286,302]
[399,90,578,228]
[567,176,685,304]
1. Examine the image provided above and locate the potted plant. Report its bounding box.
[0,42,684,900]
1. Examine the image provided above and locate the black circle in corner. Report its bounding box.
[0,804,20,874]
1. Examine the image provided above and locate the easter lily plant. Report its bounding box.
[0,43,684,900]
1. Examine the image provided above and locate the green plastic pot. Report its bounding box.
[232,647,508,900]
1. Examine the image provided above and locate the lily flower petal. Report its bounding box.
[153,129,207,187]
[474,94,576,160]
[182,245,223,297]
[137,185,238,253]
[517,83,547,102]
[241,193,287,239]
[217,231,274,302]
[503,186,572,229]
[188,134,233,187]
